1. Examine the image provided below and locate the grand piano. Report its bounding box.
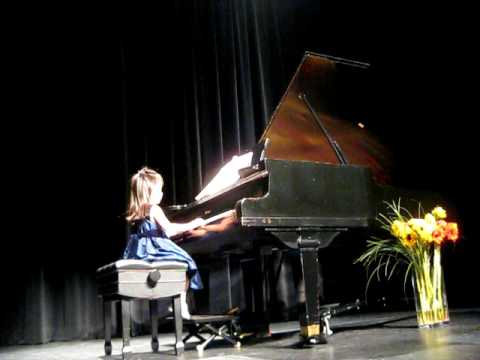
[167,52,430,344]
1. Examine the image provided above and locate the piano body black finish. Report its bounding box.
[167,52,429,345]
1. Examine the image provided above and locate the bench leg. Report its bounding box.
[172,295,184,356]
[103,300,112,356]
[149,300,159,352]
[121,300,132,360]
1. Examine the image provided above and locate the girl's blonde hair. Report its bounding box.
[126,167,164,222]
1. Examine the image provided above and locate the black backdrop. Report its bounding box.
[1,1,477,345]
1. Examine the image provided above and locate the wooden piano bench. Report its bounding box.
[96,259,188,360]
[183,314,241,354]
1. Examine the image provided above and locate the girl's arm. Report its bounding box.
[150,205,205,238]
[185,213,237,238]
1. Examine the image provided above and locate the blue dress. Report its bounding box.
[123,217,203,290]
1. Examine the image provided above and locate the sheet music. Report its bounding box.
[195,152,253,201]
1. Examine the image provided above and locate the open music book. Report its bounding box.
[194,152,253,201]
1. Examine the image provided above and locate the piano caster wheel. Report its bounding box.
[310,334,327,345]
[300,334,327,347]
[122,348,132,360]
[104,341,112,355]
[151,338,159,352]
[175,342,184,356]
[196,344,205,355]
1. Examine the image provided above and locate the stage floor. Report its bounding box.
[1,309,479,360]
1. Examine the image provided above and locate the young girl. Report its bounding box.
[123,166,205,318]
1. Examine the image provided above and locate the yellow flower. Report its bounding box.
[424,222,436,242]
[408,218,425,233]
[432,207,447,220]
[408,218,434,243]
[402,230,418,248]
[424,213,436,225]
[391,220,406,238]
[391,220,417,247]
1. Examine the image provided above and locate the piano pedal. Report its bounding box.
[321,314,333,336]
[319,299,363,337]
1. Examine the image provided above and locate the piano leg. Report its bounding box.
[254,246,272,336]
[298,236,327,345]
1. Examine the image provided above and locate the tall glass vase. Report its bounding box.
[412,245,449,328]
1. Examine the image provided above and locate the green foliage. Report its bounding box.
[355,199,425,297]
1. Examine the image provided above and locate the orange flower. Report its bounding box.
[436,220,447,230]
[445,222,459,242]
[431,220,447,244]
[431,229,445,245]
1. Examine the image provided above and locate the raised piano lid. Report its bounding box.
[259,52,392,184]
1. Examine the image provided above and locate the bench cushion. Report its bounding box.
[97,260,188,300]
[96,259,188,274]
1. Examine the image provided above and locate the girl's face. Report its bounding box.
[150,183,163,205]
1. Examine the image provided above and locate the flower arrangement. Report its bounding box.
[355,200,459,327]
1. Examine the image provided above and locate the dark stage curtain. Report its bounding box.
[122,0,306,205]
[1,0,342,345]
[3,0,476,346]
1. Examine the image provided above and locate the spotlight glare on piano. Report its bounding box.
[357,122,365,129]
